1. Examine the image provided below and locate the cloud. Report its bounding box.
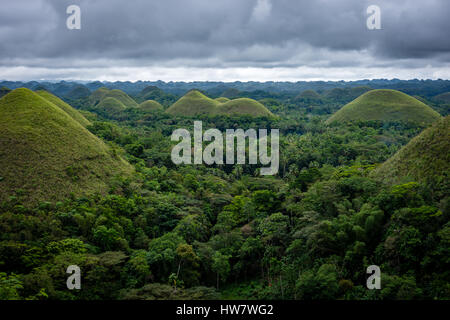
[0,0,449,80]
[251,0,272,23]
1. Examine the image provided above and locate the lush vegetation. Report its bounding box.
[0,84,449,300]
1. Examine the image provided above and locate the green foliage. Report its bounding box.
[0,85,448,301]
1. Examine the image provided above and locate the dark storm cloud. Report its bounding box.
[0,0,449,79]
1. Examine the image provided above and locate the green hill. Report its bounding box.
[324,86,372,103]
[0,88,132,204]
[96,97,127,116]
[327,89,441,124]
[215,97,230,103]
[138,100,164,112]
[166,90,273,117]
[65,85,91,100]
[136,86,177,106]
[295,90,322,102]
[166,90,220,116]
[90,88,138,108]
[372,116,449,185]
[35,90,91,127]
[433,92,450,103]
[0,87,11,98]
[217,98,273,116]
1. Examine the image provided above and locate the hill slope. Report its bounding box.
[138,100,164,112]
[372,116,449,185]
[0,88,132,204]
[166,90,219,116]
[35,90,91,127]
[90,88,138,108]
[166,90,272,117]
[433,92,450,103]
[327,89,441,124]
[216,98,273,116]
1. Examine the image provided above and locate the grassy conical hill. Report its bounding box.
[36,90,91,127]
[96,97,127,114]
[0,88,132,204]
[327,89,441,124]
[216,98,273,117]
[166,90,273,117]
[138,100,164,112]
[371,116,449,185]
[90,88,138,108]
[166,90,219,116]
[215,97,230,103]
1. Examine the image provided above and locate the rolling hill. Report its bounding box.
[324,86,372,103]
[166,90,273,117]
[90,88,138,108]
[166,90,218,116]
[65,84,91,100]
[216,98,273,116]
[433,92,450,104]
[295,89,322,103]
[0,88,132,204]
[215,97,230,103]
[372,116,449,185]
[138,100,164,112]
[96,97,127,114]
[327,89,441,124]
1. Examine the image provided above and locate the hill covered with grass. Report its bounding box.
[90,88,138,108]
[217,98,273,116]
[166,90,273,117]
[138,100,164,112]
[0,88,132,204]
[96,97,127,115]
[372,116,449,185]
[215,97,230,103]
[35,90,91,127]
[327,89,441,124]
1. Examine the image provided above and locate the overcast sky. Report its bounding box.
[0,0,449,81]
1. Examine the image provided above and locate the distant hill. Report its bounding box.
[0,88,132,204]
[221,88,241,99]
[295,89,322,103]
[327,89,441,124]
[90,88,138,108]
[138,100,164,112]
[65,84,91,100]
[324,86,372,103]
[433,92,450,103]
[0,87,11,98]
[136,86,177,106]
[166,90,273,117]
[372,116,449,185]
[96,97,127,117]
